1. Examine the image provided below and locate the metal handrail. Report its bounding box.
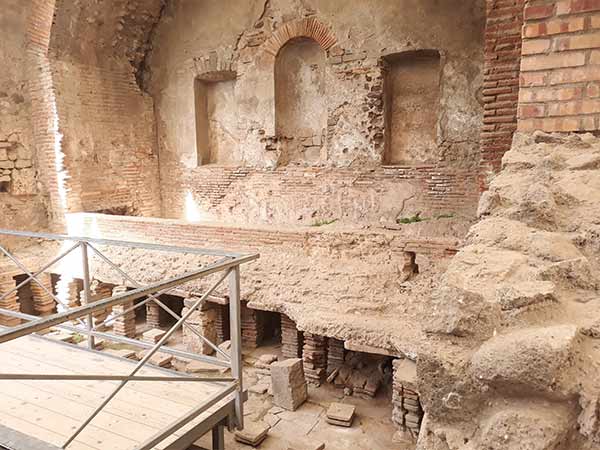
[0,229,258,449]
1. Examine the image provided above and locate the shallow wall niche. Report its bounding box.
[383,50,441,165]
[195,71,238,165]
[275,37,327,166]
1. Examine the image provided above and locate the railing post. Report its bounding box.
[80,242,95,350]
[228,265,243,429]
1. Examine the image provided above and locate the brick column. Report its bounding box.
[83,280,112,326]
[392,359,424,442]
[481,0,525,189]
[30,272,56,316]
[327,338,345,374]
[281,314,303,359]
[241,302,263,349]
[182,298,218,355]
[146,301,161,328]
[0,273,20,327]
[55,276,82,310]
[215,304,230,344]
[303,333,328,386]
[111,285,136,338]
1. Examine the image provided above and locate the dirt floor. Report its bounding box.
[192,344,410,450]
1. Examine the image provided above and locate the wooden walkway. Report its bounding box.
[0,335,231,450]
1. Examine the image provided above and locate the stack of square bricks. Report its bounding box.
[111,287,136,338]
[327,338,345,373]
[0,274,20,326]
[85,282,113,325]
[30,274,56,316]
[303,333,328,385]
[241,304,263,349]
[215,304,230,344]
[392,359,423,440]
[281,315,303,359]
[146,302,161,328]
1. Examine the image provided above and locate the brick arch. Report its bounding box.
[263,17,338,57]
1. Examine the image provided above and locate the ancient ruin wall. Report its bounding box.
[146,0,486,227]
[0,0,48,247]
[43,0,163,217]
[480,0,525,187]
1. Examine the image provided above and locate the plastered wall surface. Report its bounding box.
[146,0,486,227]
[0,0,48,247]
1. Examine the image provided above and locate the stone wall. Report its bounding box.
[0,0,48,246]
[147,0,486,227]
[519,0,600,132]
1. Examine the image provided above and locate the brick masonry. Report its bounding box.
[165,165,481,225]
[69,213,461,258]
[481,0,526,188]
[519,0,600,132]
[26,0,63,227]
[25,0,162,227]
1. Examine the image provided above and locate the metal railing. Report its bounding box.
[0,228,259,450]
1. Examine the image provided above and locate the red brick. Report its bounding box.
[571,0,600,13]
[522,38,551,54]
[556,32,600,51]
[524,4,555,19]
[519,104,546,118]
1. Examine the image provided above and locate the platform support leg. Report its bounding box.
[212,422,225,450]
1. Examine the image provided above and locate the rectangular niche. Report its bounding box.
[194,72,238,166]
[383,50,441,165]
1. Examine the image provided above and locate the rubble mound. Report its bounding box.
[418,133,600,450]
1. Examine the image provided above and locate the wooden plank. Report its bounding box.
[0,387,158,444]
[0,338,223,406]
[0,335,236,450]
[0,392,138,449]
[0,423,61,450]
[0,411,97,450]
[2,359,194,422]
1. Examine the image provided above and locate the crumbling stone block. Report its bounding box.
[271,358,308,411]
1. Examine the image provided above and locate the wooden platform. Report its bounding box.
[0,334,234,450]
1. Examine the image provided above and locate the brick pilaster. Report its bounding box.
[303,333,328,386]
[281,314,303,359]
[481,0,526,189]
[30,272,56,316]
[111,285,136,338]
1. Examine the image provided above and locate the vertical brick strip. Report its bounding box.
[26,0,67,229]
[481,0,526,190]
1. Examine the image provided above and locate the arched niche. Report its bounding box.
[274,37,328,165]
